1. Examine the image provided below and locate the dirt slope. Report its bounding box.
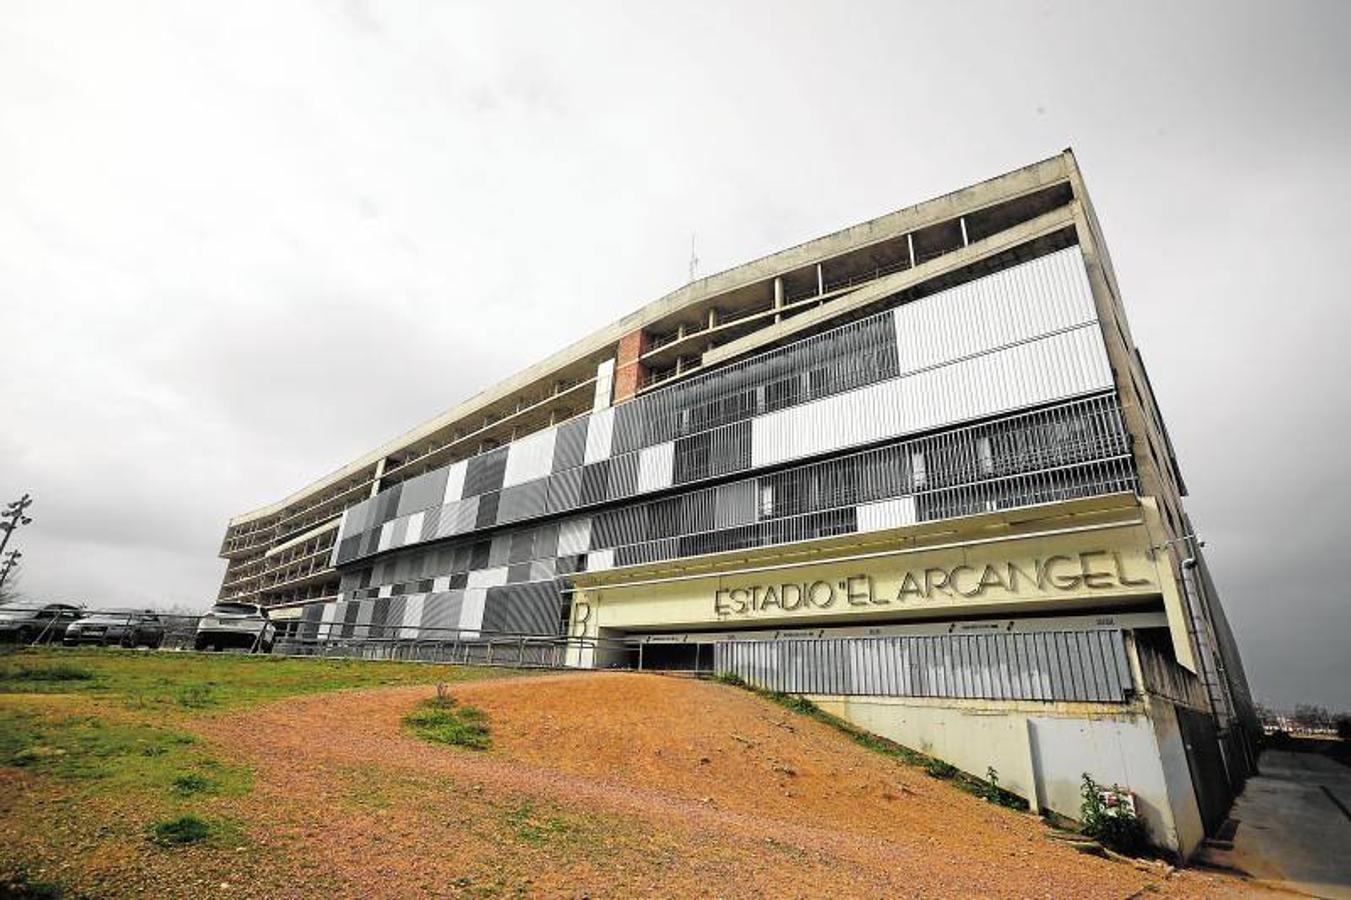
[187,671,1253,898]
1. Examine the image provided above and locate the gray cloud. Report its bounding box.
[1,0,1347,709]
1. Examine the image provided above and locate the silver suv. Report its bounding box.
[194,602,275,653]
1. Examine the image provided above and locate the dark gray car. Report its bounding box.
[63,609,165,648]
[0,601,84,644]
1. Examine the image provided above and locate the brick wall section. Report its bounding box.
[612,328,651,402]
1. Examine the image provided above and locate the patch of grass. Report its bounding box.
[404,697,491,750]
[147,814,211,846]
[0,662,95,684]
[505,801,571,846]
[171,773,215,796]
[0,707,250,796]
[0,648,510,711]
[717,674,1030,811]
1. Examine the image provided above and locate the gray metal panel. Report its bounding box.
[552,416,588,472]
[396,468,449,517]
[714,480,757,529]
[714,631,1132,703]
[498,479,547,524]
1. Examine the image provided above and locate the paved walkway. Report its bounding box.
[1219,749,1351,898]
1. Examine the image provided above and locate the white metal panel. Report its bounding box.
[377,585,393,598]
[502,427,558,488]
[557,517,592,556]
[593,358,616,412]
[378,520,397,552]
[584,406,615,463]
[432,576,451,592]
[399,594,425,638]
[320,601,339,630]
[403,511,425,547]
[891,247,1096,375]
[637,441,675,492]
[459,588,486,636]
[857,496,917,532]
[441,460,468,505]
[467,566,509,589]
[331,508,350,567]
[752,325,1111,468]
[588,547,615,572]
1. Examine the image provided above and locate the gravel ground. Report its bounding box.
[175,671,1259,898]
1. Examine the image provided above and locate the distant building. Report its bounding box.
[217,151,1256,856]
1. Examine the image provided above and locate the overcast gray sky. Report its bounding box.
[1,1,1347,710]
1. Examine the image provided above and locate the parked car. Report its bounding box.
[0,601,84,644]
[63,609,165,649]
[194,602,275,652]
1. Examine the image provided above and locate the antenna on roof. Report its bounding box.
[688,233,699,283]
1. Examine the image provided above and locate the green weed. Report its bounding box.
[404,697,492,750]
[148,815,211,846]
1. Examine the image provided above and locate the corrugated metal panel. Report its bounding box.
[503,427,558,488]
[638,441,675,493]
[556,517,592,556]
[466,566,508,589]
[715,631,1133,702]
[459,588,487,634]
[607,452,640,499]
[483,582,562,636]
[403,511,425,547]
[714,480,757,529]
[547,467,581,512]
[487,533,513,567]
[419,591,461,634]
[552,416,589,472]
[752,325,1111,468]
[378,520,397,552]
[442,460,468,504]
[464,448,508,497]
[891,246,1096,375]
[584,407,615,463]
[396,468,448,517]
[399,594,424,638]
[497,478,548,524]
[588,547,615,572]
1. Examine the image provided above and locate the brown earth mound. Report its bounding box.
[187,671,1255,898]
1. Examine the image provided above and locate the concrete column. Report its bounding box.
[773,276,784,324]
[960,217,970,247]
[816,263,824,296]
[707,307,718,329]
[907,233,916,268]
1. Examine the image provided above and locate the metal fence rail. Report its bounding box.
[0,606,621,670]
[714,630,1135,703]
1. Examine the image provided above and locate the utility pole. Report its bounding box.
[0,495,34,599]
[0,549,19,593]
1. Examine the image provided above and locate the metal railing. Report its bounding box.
[0,605,627,670]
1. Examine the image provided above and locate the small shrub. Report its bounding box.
[713,672,747,688]
[1080,773,1149,855]
[149,814,212,846]
[172,773,215,795]
[404,697,491,750]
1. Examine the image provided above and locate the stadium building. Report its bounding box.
[217,150,1256,855]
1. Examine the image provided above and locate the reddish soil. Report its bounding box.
[183,672,1257,898]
